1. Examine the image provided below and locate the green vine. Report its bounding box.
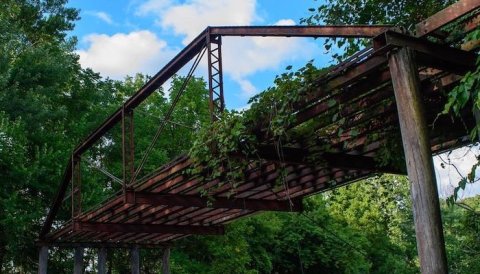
[441,29,480,204]
[188,62,322,196]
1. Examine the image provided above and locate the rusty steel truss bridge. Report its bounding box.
[37,1,480,273]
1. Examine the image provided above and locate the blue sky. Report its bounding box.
[66,0,479,199]
[67,0,328,110]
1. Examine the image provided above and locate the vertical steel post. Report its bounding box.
[71,155,81,218]
[388,47,448,273]
[122,106,135,194]
[38,246,48,274]
[162,247,171,274]
[98,247,107,274]
[131,246,140,274]
[74,247,84,274]
[207,32,225,121]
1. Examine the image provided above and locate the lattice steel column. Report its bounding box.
[71,155,81,218]
[207,34,225,121]
[122,107,135,193]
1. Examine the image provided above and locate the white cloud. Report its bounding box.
[135,0,319,97]
[235,78,258,97]
[77,31,177,79]
[135,0,172,16]
[87,11,115,25]
[275,19,296,26]
[433,146,480,198]
[139,0,257,44]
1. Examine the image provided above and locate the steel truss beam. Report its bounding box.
[125,191,303,212]
[416,0,480,37]
[36,241,169,249]
[73,221,225,235]
[374,31,477,74]
[235,145,404,174]
[209,25,391,38]
[207,33,225,120]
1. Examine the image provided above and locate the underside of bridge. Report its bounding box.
[38,1,480,273]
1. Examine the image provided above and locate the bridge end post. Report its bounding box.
[388,47,448,273]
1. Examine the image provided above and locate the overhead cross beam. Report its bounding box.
[374,31,477,74]
[73,221,225,235]
[209,25,391,38]
[415,0,480,37]
[125,191,303,212]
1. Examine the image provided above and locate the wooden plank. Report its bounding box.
[388,47,448,273]
[416,0,480,37]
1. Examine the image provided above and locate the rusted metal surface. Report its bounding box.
[73,221,225,235]
[374,31,477,73]
[207,33,225,120]
[210,25,391,38]
[125,191,303,212]
[415,0,480,37]
[122,108,135,189]
[40,3,480,246]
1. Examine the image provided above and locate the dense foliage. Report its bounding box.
[301,0,455,59]
[0,0,479,273]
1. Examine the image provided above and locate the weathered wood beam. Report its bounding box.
[416,0,480,37]
[73,221,225,235]
[125,191,303,212]
[389,47,448,273]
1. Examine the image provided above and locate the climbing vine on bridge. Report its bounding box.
[188,61,323,196]
[188,59,405,197]
[441,29,480,204]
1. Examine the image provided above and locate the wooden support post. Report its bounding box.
[131,246,140,274]
[162,247,170,274]
[97,247,107,274]
[74,247,84,274]
[388,47,448,273]
[38,246,48,274]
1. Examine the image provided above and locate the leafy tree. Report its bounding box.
[301,0,454,59]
